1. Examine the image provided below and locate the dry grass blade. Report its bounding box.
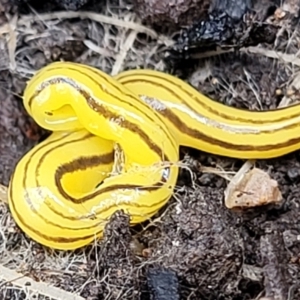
[0,184,7,204]
[0,265,84,300]
[7,14,18,71]
[111,29,138,75]
[193,47,300,67]
[18,11,171,42]
[246,46,300,67]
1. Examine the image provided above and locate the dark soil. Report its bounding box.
[1,0,300,300]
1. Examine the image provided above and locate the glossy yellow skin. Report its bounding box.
[8,61,300,250]
[9,62,179,250]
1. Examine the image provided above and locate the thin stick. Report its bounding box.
[0,265,85,300]
[0,184,7,204]
[17,11,169,42]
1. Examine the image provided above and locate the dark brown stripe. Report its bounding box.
[55,176,168,203]
[117,77,300,151]
[17,132,169,228]
[31,175,172,224]
[33,129,171,205]
[27,74,300,154]
[28,76,170,162]
[134,78,300,135]
[36,186,171,223]
[27,64,178,152]
[30,132,94,189]
[147,100,300,152]
[10,171,171,245]
[28,78,58,108]
[9,130,174,245]
[52,145,170,203]
[55,154,114,177]
[8,134,102,244]
[118,73,300,125]
[66,64,178,153]
[9,178,102,244]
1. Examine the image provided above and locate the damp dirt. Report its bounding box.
[0,0,300,299]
